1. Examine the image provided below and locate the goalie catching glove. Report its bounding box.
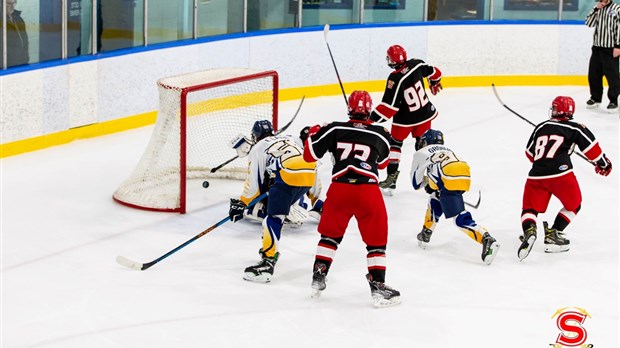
[229,199,247,222]
[595,154,612,177]
[429,79,442,96]
[229,134,253,158]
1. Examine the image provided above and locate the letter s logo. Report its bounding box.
[556,311,588,346]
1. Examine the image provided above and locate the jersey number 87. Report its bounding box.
[534,135,565,160]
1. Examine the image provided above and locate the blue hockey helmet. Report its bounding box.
[419,129,444,148]
[251,120,274,143]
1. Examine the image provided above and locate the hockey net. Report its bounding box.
[113,68,279,213]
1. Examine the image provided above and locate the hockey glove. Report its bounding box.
[595,154,612,176]
[229,198,247,222]
[230,134,252,158]
[429,79,442,96]
[307,124,322,138]
[299,126,311,144]
[424,184,437,195]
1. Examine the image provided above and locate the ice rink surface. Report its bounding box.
[2,86,618,348]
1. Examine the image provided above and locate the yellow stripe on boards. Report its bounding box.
[0,75,591,158]
[0,110,157,158]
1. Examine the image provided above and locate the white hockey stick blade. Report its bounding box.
[323,24,330,41]
[116,255,144,271]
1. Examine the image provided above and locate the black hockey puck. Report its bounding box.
[202,181,210,188]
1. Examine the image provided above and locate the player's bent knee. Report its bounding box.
[454,211,475,228]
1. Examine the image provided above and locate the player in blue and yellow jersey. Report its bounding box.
[410,129,499,265]
[228,120,316,283]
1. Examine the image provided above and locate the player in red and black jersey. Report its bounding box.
[370,44,443,195]
[303,90,400,308]
[518,96,613,261]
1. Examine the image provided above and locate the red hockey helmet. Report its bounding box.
[348,90,373,120]
[386,45,407,69]
[550,96,575,119]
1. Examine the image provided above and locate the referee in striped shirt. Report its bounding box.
[585,0,620,112]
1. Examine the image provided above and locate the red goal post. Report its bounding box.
[113,68,279,213]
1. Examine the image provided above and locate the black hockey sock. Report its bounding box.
[520,209,538,232]
[366,245,386,283]
[386,162,399,176]
[552,215,570,232]
[314,235,342,273]
[521,221,536,233]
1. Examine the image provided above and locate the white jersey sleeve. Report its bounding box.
[239,140,269,205]
[410,147,432,190]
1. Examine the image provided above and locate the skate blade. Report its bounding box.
[311,289,323,298]
[483,242,500,265]
[518,235,537,261]
[417,240,428,250]
[243,272,272,283]
[544,244,570,253]
[381,188,394,196]
[372,296,401,308]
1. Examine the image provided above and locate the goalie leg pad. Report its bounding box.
[245,201,267,222]
[286,203,309,226]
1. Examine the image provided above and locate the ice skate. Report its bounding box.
[518,225,537,261]
[543,221,569,253]
[417,227,433,249]
[586,99,600,109]
[379,171,399,196]
[243,252,279,283]
[366,274,401,308]
[481,232,499,265]
[310,262,328,298]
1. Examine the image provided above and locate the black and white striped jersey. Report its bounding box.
[586,2,620,48]
[304,120,391,185]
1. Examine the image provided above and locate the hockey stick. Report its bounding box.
[116,192,268,271]
[491,84,592,164]
[464,190,481,209]
[323,24,348,107]
[210,96,306,173]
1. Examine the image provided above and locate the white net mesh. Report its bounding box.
[113,68,277,212]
